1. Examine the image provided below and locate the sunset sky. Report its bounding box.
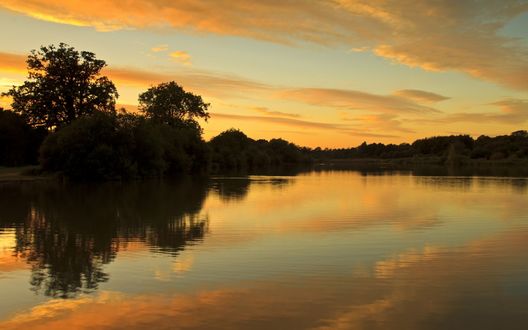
[0,1,527,147]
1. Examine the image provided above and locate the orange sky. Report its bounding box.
[0,1,527,147]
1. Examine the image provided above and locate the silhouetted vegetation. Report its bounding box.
[3,43,117,130]
[139,81,209,127]
[0,108,47,166]
[208,129,311,171]
[311,132,528,165]
[39,112,208,180]
[1,43,527,180]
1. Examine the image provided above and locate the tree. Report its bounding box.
[138,81,209,128]
[0,108,47,166]
[3,43,118,130]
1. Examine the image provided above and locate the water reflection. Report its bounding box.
[0,178,209,298]
[0,170,527,329]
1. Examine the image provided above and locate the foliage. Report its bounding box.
[208,129,310,171]
[138,81,209,128]
[3,43,118,130]
[311,132,528,163]
[40,112,209,180]
[0,108,47,166]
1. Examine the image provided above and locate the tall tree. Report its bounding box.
[138,81,209,128]
[3,43,118,130]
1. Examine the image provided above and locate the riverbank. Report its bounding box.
[0,166,52,182]
[2,157,528,183]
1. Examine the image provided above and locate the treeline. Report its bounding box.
[209,129,312,172]
[0,43,311,180]
[1,43,527,180]
[310,132,528,164]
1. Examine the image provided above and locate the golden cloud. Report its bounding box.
[251,106,301,119]
[278,88,440,114]
[169,50,191,65]
[1,1,527,90]
[412,98,528,125]
[0,51,270,99]
[0,52,26,73]
[211,112,348,131]
[150,44,168,52]
[393,89,450,103]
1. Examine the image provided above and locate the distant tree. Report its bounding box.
[138,81,209,128]
[512,130,528,138]
[3,43,118,130]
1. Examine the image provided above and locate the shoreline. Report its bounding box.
[0,166,52,183]
[3,158,528,183]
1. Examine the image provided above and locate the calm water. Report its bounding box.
[1,170,528,329]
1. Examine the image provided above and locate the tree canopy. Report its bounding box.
[3,43,118,130]
[138,81,209,128]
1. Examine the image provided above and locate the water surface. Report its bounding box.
[1,170,527,329]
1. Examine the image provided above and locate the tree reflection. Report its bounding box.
[210,177,252,202]
[0,178,209,298]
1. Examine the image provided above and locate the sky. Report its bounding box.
[0,0,527,148]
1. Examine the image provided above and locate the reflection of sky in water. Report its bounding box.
[0,172,527,329]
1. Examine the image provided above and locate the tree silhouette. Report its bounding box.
[3,43,118,130]
[138,81,209,128]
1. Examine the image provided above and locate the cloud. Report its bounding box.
[0,95,12,108]
[412,98,528,125]
[278,88,440,114]
[150,44,168,52]
[393,89,449,103]
[251,106,301,118]
[0,51,272,100]
[1,1,527,90]
[0,51,440,117]
[211,112,398,139]
[341,113,415,134]
[169,50,191,65]
[212,112,348,131]
[0,52,26,74]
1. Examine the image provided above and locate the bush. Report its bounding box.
[0,109,47,166]
[39,113,208,180]
[208,129,309,171]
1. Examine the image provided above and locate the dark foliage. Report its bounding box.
[311,132,528,164]
[208,129,311,171]
[138,81,209,128]
[3,43,118,130]
[0,108,47,166]
[39,112,208,180]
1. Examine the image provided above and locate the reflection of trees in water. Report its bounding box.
[0,178,209,298]
[209,178,251,202]
[413,176,527,193]
[209,176,292,202]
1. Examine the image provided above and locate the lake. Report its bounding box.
[1,169,527,329]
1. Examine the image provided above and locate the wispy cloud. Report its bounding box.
[212,112,347,131]
[0,52,26,74]
[278,88,440,114]
[1,1,527,90]
[0,51,441,116]
[150,44,168,52]
[393,89,449,103]
[251,106,301,118]
[169,50,191,65]
[211,112,399,139]
[411,98,528,125]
